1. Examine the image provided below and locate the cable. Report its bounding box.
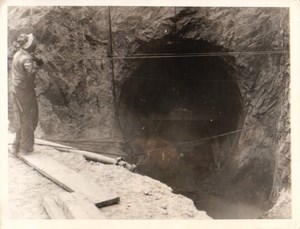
[29,8,34,31]
[47,50,288,63]
[108,6,126,140]
[134,127,250,156]
[113,50,288,59]
[7,142,125,157]
[51,141,124,151]
[44,138,123,143]
[43,139,123,147]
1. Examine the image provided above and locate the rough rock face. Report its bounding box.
[174,8,290,205]
[8,7,116,139]
[7,6,290,217]
[259,188,291,219]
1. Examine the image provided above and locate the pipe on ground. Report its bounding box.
[34,138,136,172]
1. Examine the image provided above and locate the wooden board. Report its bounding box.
[56,192,105,219]
[43,196,66,219]
[17,152,120,207]
[43,192,106,219]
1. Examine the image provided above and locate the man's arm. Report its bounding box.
[23,58,35,74]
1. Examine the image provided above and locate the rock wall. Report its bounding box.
[7,6,290,209]
[107,7,290,203]
[8,6,116,139]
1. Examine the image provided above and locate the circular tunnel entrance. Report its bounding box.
[118,40,247,218]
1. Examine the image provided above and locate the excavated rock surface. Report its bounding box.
[8,7,116,139]
[107,8,290,209]
[7,6,290,218]
[259,189,291,219]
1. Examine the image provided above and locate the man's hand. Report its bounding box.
[23,59,34,74]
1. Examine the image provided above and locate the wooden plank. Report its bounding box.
[57,192,105,219]
[17,152,120,207]
[43,192,106,219]
[71,192,106,218]
[42,196,67,219]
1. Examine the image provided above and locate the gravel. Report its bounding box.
[8,137,210,219]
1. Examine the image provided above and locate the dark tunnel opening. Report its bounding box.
[118,40,252,218]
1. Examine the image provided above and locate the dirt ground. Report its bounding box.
[7,133,210,219]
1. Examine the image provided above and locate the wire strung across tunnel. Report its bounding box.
[8,142,125,158]
[9,126,250,164]
[144,126,250,154]
[132,127,251,168]
[47,50,288,64]
[111,50,288,59]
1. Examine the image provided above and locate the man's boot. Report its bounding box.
[11,144,19,154]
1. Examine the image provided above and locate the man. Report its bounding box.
[11,33,43,154]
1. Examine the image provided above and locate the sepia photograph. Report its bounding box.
[1,0,299,227]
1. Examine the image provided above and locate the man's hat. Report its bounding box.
[17,33,35,49]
